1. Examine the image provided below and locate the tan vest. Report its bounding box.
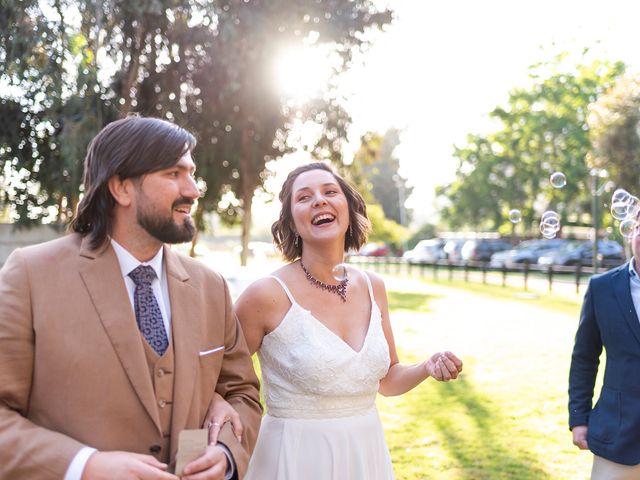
[142,336,175,464]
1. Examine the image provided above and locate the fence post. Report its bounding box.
[448,261,453,281]
[482,262,487,284]
[433,262,438,281]
[547,265,553,292]
[464,262,469,282]
[524,262,529,291]
[575,264,582,295]
[502,264,507,287]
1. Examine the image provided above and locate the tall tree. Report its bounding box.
[0,0,118,225]
[1,0,392,266]
[437,52,625,235]
[360,128,412,225]
[588,73,640,193]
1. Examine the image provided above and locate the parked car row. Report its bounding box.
[394,237,627,268]
[403,238,514,264]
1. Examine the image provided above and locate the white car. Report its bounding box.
[403,238,446,264]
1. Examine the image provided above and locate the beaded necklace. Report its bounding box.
[300,261,348,303]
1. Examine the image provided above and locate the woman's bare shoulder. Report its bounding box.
[235,266,296,321]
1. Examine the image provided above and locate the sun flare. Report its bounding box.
[273,45,335,102]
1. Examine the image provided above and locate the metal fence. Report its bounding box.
[346,256,626,294]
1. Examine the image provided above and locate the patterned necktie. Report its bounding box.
[128,265,169,356]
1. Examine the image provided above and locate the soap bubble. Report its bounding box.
[611,201,630,220]
[619,218,637,239]
[610,188,639,221]
[611,188,631,205]
[508,209,522,223]
[331,263,349,282]
[550,172,567,189]
[540,210,561,239]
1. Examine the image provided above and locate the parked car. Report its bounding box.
[489,239,568,268]
[537,240,625,267]
[358,242,391,257]
[460,238,512,262]
[402,238,446,264]
[442,238,468,261]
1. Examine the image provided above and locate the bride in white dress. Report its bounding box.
[211,162,463,479]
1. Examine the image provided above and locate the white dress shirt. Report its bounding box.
[628,259,640,323]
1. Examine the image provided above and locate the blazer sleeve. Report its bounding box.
[0,248,85,479]
[214,277,262,479]
[568,279,603,429]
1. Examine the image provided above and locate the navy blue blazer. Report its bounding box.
[569,261,640,465]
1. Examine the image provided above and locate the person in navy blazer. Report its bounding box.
[569,230,640,478]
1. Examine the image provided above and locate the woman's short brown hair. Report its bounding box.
[271,162,371,262]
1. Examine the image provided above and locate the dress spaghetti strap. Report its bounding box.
[359,269,376,304]
[268,275,298,306]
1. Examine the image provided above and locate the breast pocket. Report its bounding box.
[199,346,224,382]
[588,387,621,444]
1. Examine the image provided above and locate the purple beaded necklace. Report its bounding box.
[300,261,348,303]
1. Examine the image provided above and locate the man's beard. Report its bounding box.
[137,197,196,244]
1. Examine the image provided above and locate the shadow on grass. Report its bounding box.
[387,290,443,313]
[405,374,551,480]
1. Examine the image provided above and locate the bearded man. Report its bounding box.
[0,116,261,480]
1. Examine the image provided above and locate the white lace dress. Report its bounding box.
[245,271,394,480]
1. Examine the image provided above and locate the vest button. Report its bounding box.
[159,399,167,408]
[149,445,161,454]
[157,369,165,377]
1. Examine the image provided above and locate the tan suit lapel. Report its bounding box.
[77,237,161,432]
[164,247,201,441]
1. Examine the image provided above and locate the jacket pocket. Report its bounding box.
[588,387,621,444]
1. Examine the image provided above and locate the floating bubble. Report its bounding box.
[610,188,640,221]
[612,188,631,205]
[619,218,637,239]
[611,201,630,220]
[331,263,349,282]
[540,210,561,239]
[508,209,522,223]
[550,172,567,189]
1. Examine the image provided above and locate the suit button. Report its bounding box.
[157,369,165,377]
[149,445,161,454]
[159,399,167,408]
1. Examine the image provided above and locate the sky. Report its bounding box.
[254,0,640,233]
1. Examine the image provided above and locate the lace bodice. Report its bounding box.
[257,270,390,419]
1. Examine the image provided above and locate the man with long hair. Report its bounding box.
[0,116,261,479]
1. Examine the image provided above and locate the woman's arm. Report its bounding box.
[235,276,292,355]
[369,272,463,397]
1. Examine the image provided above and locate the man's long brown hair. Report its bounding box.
[69,116,196,249]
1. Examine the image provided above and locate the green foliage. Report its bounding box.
[588,73,640,192]
[0,0,393,242]
[407,222,438,249]
[359,129,412,225]
[437,51,625,235]
[367,202,407,248]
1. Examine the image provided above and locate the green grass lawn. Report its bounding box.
[378,275,598,479]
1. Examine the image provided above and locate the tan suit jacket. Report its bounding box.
[0,233,262,479]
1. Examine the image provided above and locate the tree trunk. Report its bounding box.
[239,125,256,267]
[189,228,200,258]
[240,190,252,267]
[189,203,205,258]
